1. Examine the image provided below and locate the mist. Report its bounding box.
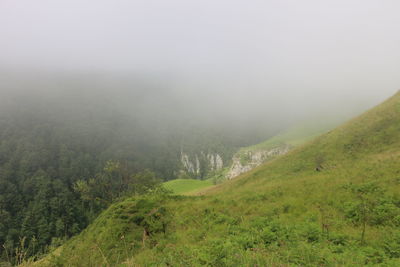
[2,2,400,261]
[1,0,400,138]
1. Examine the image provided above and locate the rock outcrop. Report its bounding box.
[207,153,223,171]
[181,151,224,177]
[226,144,291,179]
[181,153,200,175]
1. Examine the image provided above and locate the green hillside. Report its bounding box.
[163,121,341,194]
[28,91,400,266]
[242,116,344,152]
[162,179,214,195]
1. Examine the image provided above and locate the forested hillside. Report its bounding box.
[0,78,278,264]
[0,96,172,262]
[30,92,400,266]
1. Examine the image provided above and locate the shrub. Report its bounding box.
[261,227,278,245]
[300,223,322,243]
[383,231,400,258]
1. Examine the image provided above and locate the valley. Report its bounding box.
[24,91,400,266]
[2,2,400,265]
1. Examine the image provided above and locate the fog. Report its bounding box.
[1,0,400,139]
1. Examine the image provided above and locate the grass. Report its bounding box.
[242,116,344,152]
[162,179,214,195]
[27,91,400,266]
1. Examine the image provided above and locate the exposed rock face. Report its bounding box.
[227,144,292,179]
[181,144,291,180]
[181,151,224,177]
[181,153,201,175]
[207,153,223,171]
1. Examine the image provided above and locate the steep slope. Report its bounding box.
[30,91,400,266]
[163,120,341,195]
[226,118,342,179]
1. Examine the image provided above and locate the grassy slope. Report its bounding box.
[162,179,214,195]
[163,121,340,196]
[242,117,343,152]
[31,91,400,266]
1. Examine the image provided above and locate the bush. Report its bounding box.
[300,223,322,243]
[261,227,278,245]
[328,232,348,246]
[383,231,400,258]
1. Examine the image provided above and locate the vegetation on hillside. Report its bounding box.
[26,92,400,266]
[162,179,214,195]
[0,90,267,265]
[240,117,344,153]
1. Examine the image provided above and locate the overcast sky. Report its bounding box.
[0,0,399,124]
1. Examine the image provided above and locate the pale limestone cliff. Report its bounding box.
[227,145,291,179]
[180,151,224,176]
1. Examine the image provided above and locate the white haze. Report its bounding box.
[0,0,399,133]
